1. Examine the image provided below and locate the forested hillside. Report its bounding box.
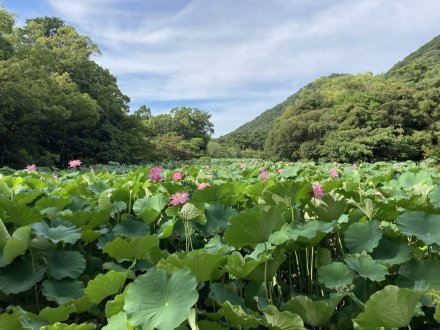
[222,74,344,150]
[0,9,213,168]
[223,35,440,162]
[221,92,298,150]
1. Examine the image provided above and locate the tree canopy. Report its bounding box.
[0,9,214,168]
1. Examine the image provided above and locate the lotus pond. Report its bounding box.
[0,160,439,329]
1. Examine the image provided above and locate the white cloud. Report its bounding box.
[43,0,440,136]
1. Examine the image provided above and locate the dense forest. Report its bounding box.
[0,8,213,168]
[222,37,440,162]
[1,5,439,166]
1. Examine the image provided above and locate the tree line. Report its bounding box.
[219,37,440,162]
[0,8,214,168]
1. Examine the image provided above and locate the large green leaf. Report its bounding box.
[224,251,266,279]
[36,197,71,212]
[0,255,45,294]
[133,194,167,214]
[396,211,440,245]
[85,271,127,304]
[292,220,337,245]
[220,301,261,329]
[3,226,31,264]
[156,249,225,282]
[0,312,23,330]
[209,282,245,307]
[270,221,337,246]
[42,279,85,305]
[103,235,159,262]
[113,217,149,237]
[429,184,440,208]
[40,322,96,330]
[397,259,440,290]
[191,184,235,205]
[124,268,198,330]
[224,206,285,248]
[344,220,382,254]
[354,285,424,329]
[45,250,86,280]
[344,254,388,282]
[0,201,42,226]
[318,262,356,289]
[308,193,347,222]
[32,221,81,245]
[261,305,306,330]
[0,217,11,249]
[38,304,77,324]
[263,181,310,207]
[105,291,126,318]
[203,203,237,236]
[102,311,133,330]
[283,294,344,327]
[370,236,412,266]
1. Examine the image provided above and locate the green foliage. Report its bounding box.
[266,71,438,162]
[354,286,424,329]
[124,268,198,330]
[222,36,440,162]
[0,159,438,328]
[0,9,198,168]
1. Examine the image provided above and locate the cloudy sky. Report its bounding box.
[3,0,440,136]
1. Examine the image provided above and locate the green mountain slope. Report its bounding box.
[264,35,440,162]
[222,36,440,161]
[221,74,343,150]
[387,35,440,80]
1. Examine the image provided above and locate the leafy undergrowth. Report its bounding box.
[0,160,439,329]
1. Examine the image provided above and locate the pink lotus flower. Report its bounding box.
[26,164,37,172]
[172,171,184,181]
[68,159,82,168]
[149,166,164,181]
[259,166,266,172]
[260,171,269,180]
[170,191,190,206]
[277,169,284,174]
[238,162,247,168]
[313,184,324,200]
[353,162,358,171]
[197,182,211,190]
[329,168,338,179]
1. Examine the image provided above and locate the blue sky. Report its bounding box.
[3,0,440,136]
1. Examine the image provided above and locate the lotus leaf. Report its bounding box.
[103,235,159,261]
[0,255,45,294]
[396,211,440,245]
[397,259,440,290]
[3,225,31,264]
[85,270,127,304]
[124,268,198,330]
[261,305,306,330]
[344,220,382,254]
[370,236,412,265]
[354,285,424,329]
[344,254,388,281]
[45,250,86,280]
[283,293,344,327]
[42,279,85,305]
[220,301,261,329]
[318,262,356,289]
[224,205,284,248]
[32,221,81,245]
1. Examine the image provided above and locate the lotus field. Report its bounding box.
[0,160,439,329]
